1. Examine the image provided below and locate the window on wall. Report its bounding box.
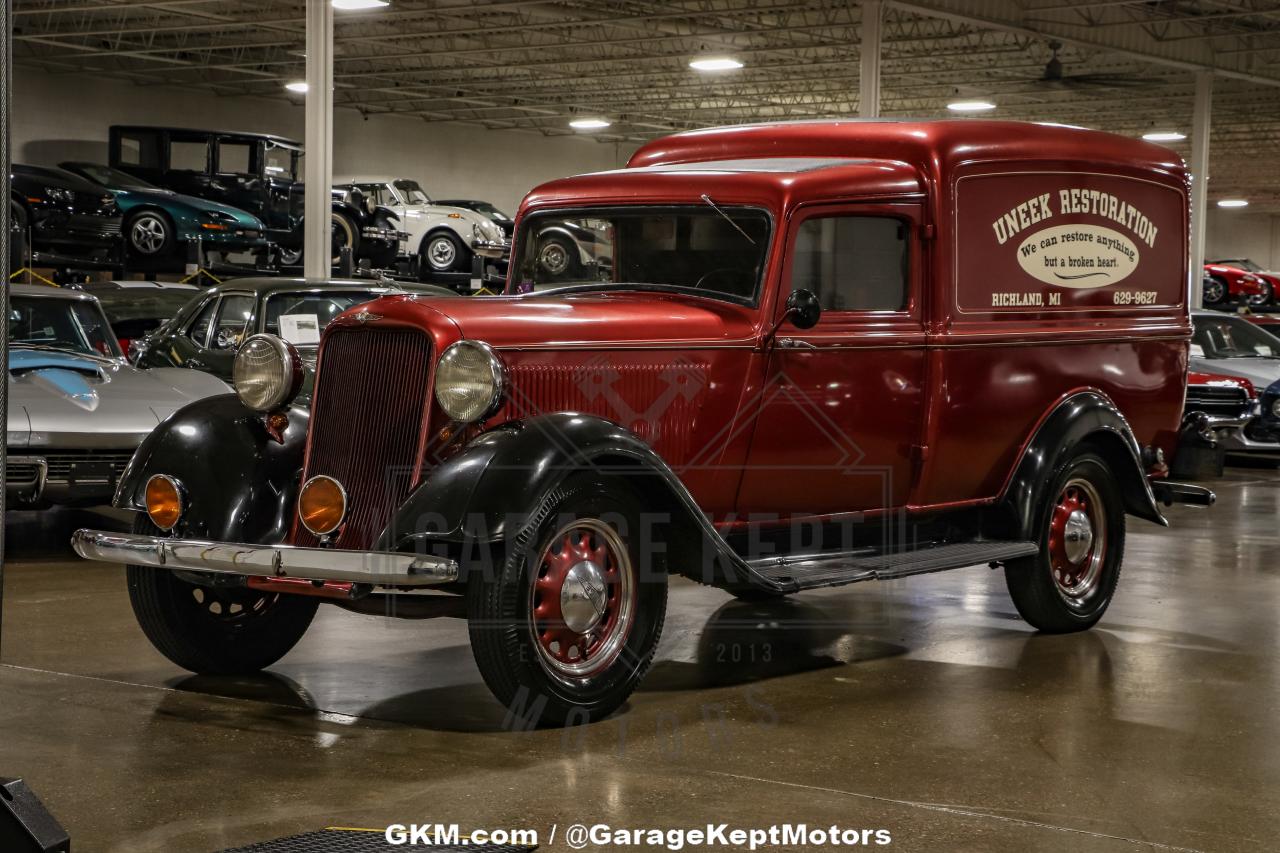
[791,215,909,312]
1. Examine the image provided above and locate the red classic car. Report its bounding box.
[1209,259,1280,307]
[1203,262,1268,307]
[74,120,1212,724]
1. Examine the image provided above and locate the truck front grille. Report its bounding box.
[292,327,433,549]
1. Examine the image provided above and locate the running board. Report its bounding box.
[747,540,1039,591]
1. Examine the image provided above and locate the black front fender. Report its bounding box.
[998,390,1166,538]
[115,393,309,544]
[376,413,769,590]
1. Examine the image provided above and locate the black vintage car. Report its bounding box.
[107,126,405,268]
[10,164,124,270]
[133,277,454,388]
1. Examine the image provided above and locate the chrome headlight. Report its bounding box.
[435,340,506,422]
[1270,398,1280,418]
[44,185,73,204]
[233,334,304,413]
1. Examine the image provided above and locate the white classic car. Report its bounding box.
[333,177,508,279]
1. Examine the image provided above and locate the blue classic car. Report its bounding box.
[59,161,269,269]
[6,284,230,507]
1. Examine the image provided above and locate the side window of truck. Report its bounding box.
[170,139,210,174]
[792,215,908,312]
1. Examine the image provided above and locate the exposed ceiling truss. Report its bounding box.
[13,0,1280,210]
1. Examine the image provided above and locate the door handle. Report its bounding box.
[187,359,208,370]
[777,337,817,350]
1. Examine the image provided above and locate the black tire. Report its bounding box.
[278,244,303,267]
[536,235,578,279]
[420,230,469,275]
[467,473,668,726]
[125,516,318,674]
[331,211,359,264]
[1202,275,1228,306]
[126,210,174,259]
[1004,451,1125,633]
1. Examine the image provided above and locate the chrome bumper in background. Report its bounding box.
[70,529,459,587]
[471,237,510,257]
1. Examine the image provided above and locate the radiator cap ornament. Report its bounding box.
[353,309,382,324]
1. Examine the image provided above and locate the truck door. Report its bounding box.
[736,202,927,517]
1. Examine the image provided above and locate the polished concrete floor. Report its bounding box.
[1,468,1278,852]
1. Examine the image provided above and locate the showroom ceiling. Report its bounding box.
[13,0,1280,210]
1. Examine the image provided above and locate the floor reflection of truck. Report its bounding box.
[108,125,404,268]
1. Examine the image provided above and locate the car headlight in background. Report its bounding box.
[233,334,305,412]
[435,340,506,422]
[43,186,73,204]
[1271,398,1280,418]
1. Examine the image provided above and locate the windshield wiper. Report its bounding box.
[701,194,756,245]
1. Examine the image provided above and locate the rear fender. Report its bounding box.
[115,393,309,544]
[997,391,1166,538]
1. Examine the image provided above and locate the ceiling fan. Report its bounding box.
[1036,40,1149,89]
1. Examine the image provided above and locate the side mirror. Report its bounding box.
[786,289,822,330]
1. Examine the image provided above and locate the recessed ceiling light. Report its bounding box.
[332,0,388,10]
[689,57,744,72]
[1217,199,1249,208]
[1143,131,1186,142]
[569,118,611,130]
[285,81,309,93]
[947,100,996,112]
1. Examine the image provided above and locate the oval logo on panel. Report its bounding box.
[1016,224,1140,289]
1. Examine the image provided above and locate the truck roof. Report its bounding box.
[628,119,1186,184]
[523,157,924,210]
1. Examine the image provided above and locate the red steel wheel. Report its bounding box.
[530,518,636,680]
[1046,478,1107,608]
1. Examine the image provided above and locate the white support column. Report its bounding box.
[1188,70,1213,307]
[303,0,334,281]
[860,0,882,118]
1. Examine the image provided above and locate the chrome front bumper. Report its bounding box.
[71,529,458,587]
[471,237,510,258]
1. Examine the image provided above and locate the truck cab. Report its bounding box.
[75,120,1207,726]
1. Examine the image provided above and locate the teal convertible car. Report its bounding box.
[60,161,270,269]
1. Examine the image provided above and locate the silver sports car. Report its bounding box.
[6,284,230,508]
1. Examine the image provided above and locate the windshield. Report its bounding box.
[511,206,771,303]
[393,179,431,205]
[1193,316,1280,359]
[73,164,157,190]
[8,296,121,358]
[263,291,386,346]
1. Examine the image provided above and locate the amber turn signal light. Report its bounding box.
[298,475,347,537]
[145,475,184,531]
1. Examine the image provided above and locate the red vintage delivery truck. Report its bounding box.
[75,120,1209,724]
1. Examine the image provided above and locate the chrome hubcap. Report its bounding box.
[539,241,569,274]
[130,216,166,254]
[560,560,608,634]
[428,236,455,268]
[1062,509,1094,564]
